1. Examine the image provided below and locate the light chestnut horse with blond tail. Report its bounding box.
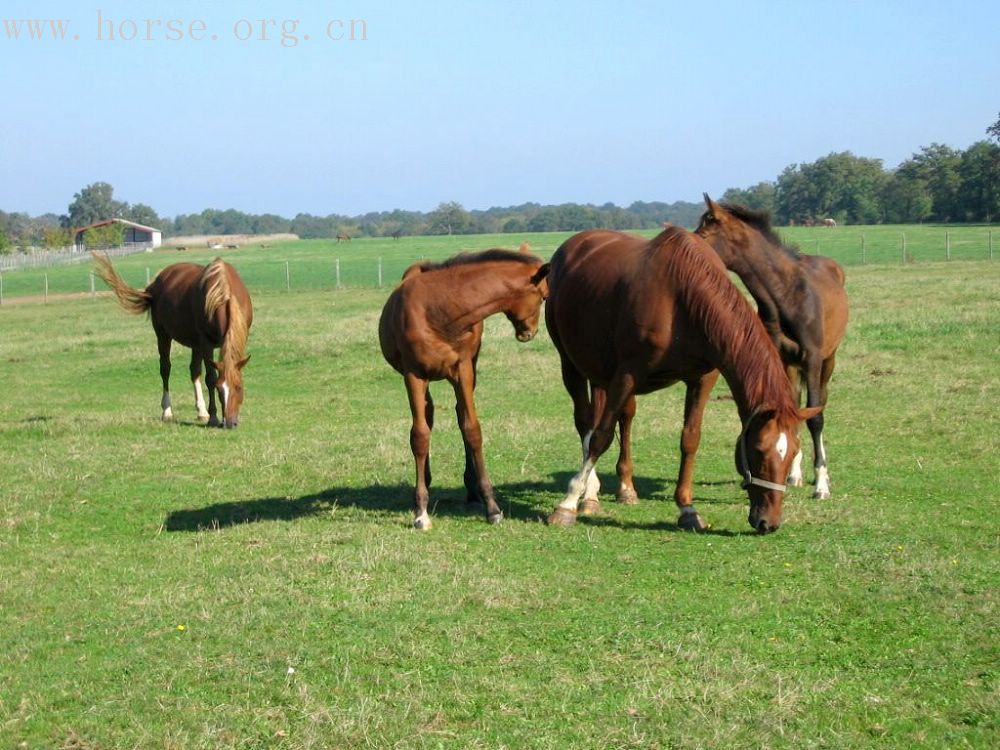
[379,245,550,530]
[92,252,253,428]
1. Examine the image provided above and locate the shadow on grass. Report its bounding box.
[164,471,750,536]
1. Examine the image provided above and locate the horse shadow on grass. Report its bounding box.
[163,471,748,536]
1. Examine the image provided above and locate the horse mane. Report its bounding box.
[718,202,801,260]
[653,229,798,419]
[414,247,541,273]
[201,259,249,369]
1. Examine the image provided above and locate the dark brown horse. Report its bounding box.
[92,253,253,428]
[696,197,848,498]
[545,227,819,533]
[379,247,550,529]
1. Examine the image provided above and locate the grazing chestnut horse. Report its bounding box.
[696,197,848,498]
[379,247,550,530]
[92,253,253,428]
[545,227,819,533]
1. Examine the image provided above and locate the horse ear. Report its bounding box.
[237,355,251,370]
[518,242,531,254]
[798,405,823,422]
[531,263,550,284]
[703,193,721,218]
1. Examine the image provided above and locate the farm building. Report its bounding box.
[74,218,162,249]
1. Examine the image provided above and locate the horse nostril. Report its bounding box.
[757,519,770,534]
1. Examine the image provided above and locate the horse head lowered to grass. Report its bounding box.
[544,227,820,533]
[92,252,253,428]
[379,245,550,530]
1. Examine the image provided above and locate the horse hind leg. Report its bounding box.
[189,350,210,422]
[157,331,173,421]
[810,354,837,500]
[405,374,434,530]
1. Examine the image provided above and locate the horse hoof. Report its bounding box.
[787,476,804,487]
[616,487,639,505]
[677,512,709,532]
[197,414,210,424]
[579,498,601,516]
[487,512,503,525]
[546,507,577,526]
[813,489,832,500]
[413,517,433,531]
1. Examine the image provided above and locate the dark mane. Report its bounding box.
[719,202,801,260]
[417,248,541,273]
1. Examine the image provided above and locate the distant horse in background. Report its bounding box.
[545,227,819,534]
[92,253,253,428]
[379,245,550,529]
[696,196,848,498]
[336,233,352,242]
[822,218,837,227]
[390,229,404,240]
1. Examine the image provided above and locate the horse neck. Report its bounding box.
[726,232,799,302]
[673,248,796,422]
[442,263,529,328]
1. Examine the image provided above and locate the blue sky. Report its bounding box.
[1,0,997,218]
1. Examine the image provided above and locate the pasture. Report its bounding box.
[0,234,997,748]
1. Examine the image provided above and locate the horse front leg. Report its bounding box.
[784,364,805,487]
[615,393,639,505]
[203,352,221,428]
[156,330,173,421]
[452,362,502,524]
[807,354,835,500]
[673,371,718,531]
[189,350,210,423]
[405,373,434,530]
[548,370,637,526]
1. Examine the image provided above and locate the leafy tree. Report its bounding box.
[64,182,127,228]
[881,164,932,223]
[0,226,10,255]
[987,112,1000,144]
[83,222,125,248]
[125,203,162,229]
[427,201,471,235]
[722,182,777,216]
[910,144,963,221]
[958,140,1000,222]
[43,226,74,249]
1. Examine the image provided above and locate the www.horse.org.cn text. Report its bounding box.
[0,12,369,46]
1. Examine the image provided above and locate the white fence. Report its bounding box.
[0,242,153,272]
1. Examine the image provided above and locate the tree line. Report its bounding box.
[2,114,997,254]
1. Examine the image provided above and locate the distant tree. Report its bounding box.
[427,201,471,235]
[987,112,1000,143]
[881,163,933,223]
[910,144,963,221]
[64,182,127,228]
[958,140,1000,222]
[125,203,162,229]
[42,226,74,249]
[0,226,10,255]
[722,181,777,216]
[83,222,125,248]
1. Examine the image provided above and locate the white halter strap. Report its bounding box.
[738,407,787,494]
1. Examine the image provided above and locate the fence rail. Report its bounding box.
[0,228,996,305]
[0,242,153,272]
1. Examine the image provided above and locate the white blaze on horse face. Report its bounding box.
[220,382,230,413]
[776,432,788,460]
[193,377,208,418]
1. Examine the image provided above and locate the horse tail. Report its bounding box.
[91,252,152,315]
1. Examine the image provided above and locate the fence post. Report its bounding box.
[335,258,341,289]
[901,233,906,265]
[946,231,950,261]
[44,273,49,303]
[378,257,383,289]
[861,234,866,265]
[284,260,290,292]
[0,271,4,305]
[990,231,994,260]
[90,271,96,299]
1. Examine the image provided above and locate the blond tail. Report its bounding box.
[91,252,152,315]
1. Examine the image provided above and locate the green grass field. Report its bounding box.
[0,236,997,748]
